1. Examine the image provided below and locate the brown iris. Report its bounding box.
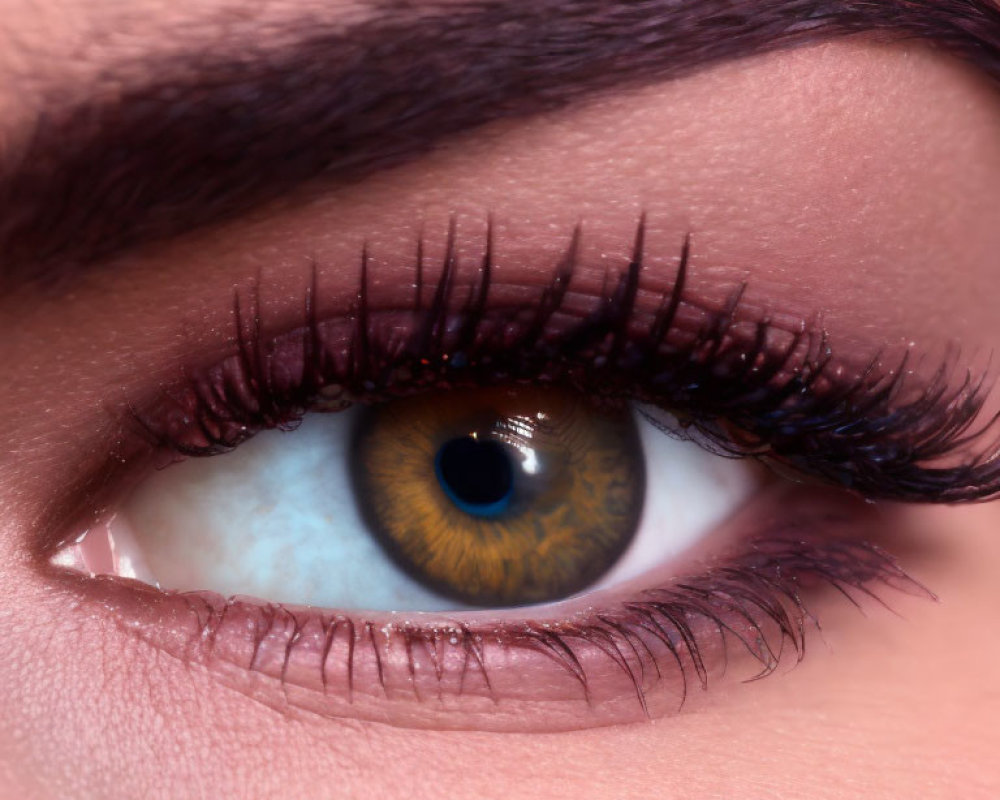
[352,387,644,606]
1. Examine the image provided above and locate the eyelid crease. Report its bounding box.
[121,217,1000,506]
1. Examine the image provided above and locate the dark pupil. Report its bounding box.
[435,436,514,515]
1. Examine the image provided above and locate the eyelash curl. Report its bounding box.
[131,215,1000,503]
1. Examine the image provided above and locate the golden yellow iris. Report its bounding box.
[353,387,644,606]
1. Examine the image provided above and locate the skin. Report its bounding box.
[1,2,999,798]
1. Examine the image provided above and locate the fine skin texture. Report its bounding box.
[1,2,1000,799]
[3,0,1000,276]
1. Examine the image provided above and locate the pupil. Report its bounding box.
[435,436,514,515]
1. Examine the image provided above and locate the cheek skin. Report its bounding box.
[0,37,999,800]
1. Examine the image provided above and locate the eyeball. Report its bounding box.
[68,388,760,611]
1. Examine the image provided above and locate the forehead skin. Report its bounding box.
[0,2,999,799]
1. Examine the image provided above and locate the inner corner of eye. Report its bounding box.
[54,388,760,612]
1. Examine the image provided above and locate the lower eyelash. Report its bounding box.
[70,527,929,730]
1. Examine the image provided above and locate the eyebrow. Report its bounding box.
[1,0,999,287]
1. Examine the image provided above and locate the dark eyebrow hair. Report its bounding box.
[1,0,999,287]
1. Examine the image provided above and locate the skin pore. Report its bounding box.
[1,1,1000,798]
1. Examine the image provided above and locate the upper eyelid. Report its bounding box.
[112,218,1000,505]
[3,1,1000,284]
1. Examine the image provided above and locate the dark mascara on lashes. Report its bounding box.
[130,215,1000,503]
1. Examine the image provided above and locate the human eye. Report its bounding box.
[4,1,1000,795]
[39,213,994,731]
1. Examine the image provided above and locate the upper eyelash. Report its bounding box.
[130,215,1000,503]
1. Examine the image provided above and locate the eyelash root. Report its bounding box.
[147,534,928,716]
[129,216,1000,503]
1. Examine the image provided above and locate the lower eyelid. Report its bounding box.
[49,486,929,733]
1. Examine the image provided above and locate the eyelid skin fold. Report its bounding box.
[114,217,1000,511]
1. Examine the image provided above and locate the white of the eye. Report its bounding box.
[102,403,759,613]
[113,409,460,611]
[586,408,760,593]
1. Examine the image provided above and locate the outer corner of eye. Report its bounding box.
[50,388,762,616]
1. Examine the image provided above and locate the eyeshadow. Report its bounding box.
[127,218,1000,503]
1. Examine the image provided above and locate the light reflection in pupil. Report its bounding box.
[435,436,513,517]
